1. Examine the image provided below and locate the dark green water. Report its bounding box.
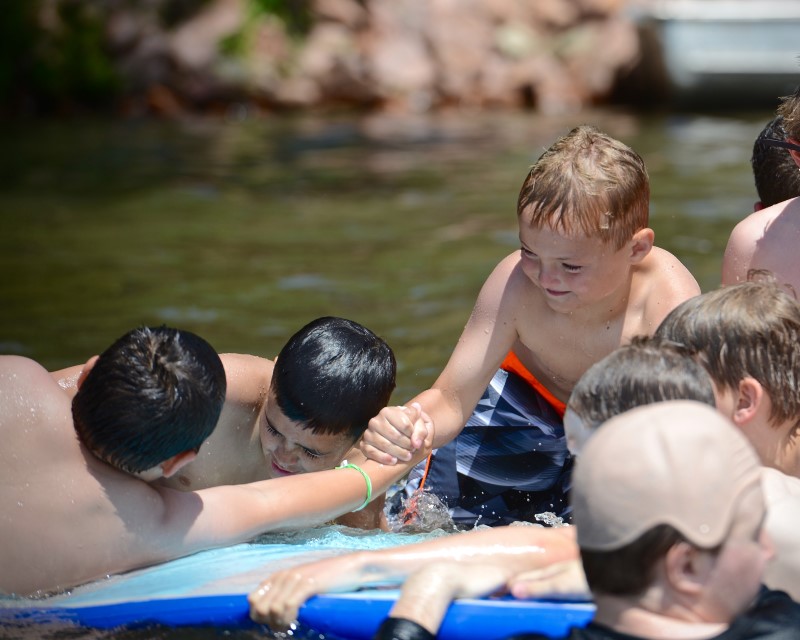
[0,108,770,401]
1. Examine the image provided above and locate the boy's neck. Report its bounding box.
[593,592,728,639]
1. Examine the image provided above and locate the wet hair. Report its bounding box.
[751,116,800,208]
[517,125,649,249]
[581,525,692,596]
[656,280,800,434]
[72,326,226,474]
[567,335,716,430]
[777,84,800,141]
[271,317,396,442]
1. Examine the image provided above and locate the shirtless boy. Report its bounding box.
[363,124,700,526]
[55,316,397,529]
[1,326,430,596]
[723,85,800,289]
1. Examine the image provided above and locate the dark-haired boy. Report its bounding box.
[2,324,429,595]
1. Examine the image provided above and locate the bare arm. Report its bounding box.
[388,562,515,634]
[360,254,523,463]
[50,363,89,398]
[722,217,759,286]
[248,524,578,629]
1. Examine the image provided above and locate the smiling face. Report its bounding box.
[518,222,639,314]
[258,391,357,477]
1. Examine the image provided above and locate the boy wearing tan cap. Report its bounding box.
[519,401,798,640]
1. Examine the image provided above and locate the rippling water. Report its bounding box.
[0,108,768,398]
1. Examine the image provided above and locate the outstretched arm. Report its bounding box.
[360,254,524,464]
[248,524,578,630]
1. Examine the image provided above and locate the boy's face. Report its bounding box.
[695,482,771,621]
[518,222,634,313]
[258,392,357,477]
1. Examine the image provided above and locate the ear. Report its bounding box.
[730,377,765,428]
[788,138,800,169]
[160,450,198,478]
[628,228,654,264]
[663,541,711,596]
[754,201,764,212]
[76,355,100,389]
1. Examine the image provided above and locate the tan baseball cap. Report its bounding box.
[572,400,762,551]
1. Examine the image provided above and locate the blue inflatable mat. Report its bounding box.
[0,542,595,639]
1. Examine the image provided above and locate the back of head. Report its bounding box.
[751,116,800,208]
[517,124,649,249]
[573,401,762,595]
[655,280,800,430]
[72,326,226,474]
[567,335,716,438]
[271,317,396,442]
[777,84,800,141]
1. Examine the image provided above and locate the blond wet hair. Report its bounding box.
[517,125,649,249]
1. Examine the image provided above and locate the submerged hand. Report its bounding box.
[361,402,433,465]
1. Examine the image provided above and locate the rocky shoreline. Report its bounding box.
[13,0,651,117]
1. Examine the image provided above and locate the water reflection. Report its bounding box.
[0,109,769,402]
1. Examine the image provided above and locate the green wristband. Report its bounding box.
[336,461,373,512]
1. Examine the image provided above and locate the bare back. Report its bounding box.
[0,356,187,595]
[160,353,273,490]
[722,197,800,291]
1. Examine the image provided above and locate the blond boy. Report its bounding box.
[363,125,700,527]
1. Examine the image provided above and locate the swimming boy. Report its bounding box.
[54,316,397,529]
[362,124,700,526]
[723,85,800,289]
[1,326,430,595]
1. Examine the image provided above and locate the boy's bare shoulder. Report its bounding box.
[220,353,273,403]
[483,251,539,302]
[636,246,700,327]
[1,355,69,415]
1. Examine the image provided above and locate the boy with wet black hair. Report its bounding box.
[271,316,397,444]
[2,324,428,595]
[71,326,226,475]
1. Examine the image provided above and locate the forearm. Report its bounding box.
[410,387,473,449]
[179,454,427,548]
[344,525,578,581]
